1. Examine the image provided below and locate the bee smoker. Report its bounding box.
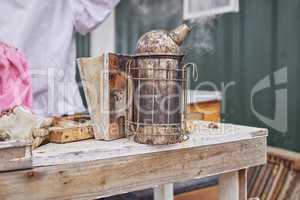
[126,24,193,145]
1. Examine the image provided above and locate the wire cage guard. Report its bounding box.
[125,54,189,145]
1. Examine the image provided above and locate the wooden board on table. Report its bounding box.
[49,126,94,144]
[32,121,267,167]
[0,140,32,172]
[0,121,267,200]
[50,114,94,143]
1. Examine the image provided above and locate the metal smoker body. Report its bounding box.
[126,24,192,145]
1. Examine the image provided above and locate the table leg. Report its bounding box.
[154,183,174,200]
[239,169,248,200]
[219,169,247,200]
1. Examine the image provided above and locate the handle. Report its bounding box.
[183,62,199,82]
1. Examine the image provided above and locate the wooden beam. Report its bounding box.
[0,137,266,200]
[219,169,247,200]
[239,169,247,200]
[219,171,239,200]
[154,183,174,200]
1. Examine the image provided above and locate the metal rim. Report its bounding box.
[131,53,184,59]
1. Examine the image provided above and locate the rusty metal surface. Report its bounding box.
[126,54,188,145]
[135,30,181,54]
[135,24,191,55]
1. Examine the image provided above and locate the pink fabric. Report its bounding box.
[0,42,32,111]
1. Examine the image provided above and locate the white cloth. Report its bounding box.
[0,0,119,117]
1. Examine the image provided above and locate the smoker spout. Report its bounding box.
[168,24,192,46]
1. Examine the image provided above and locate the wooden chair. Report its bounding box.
[248,146,300,200]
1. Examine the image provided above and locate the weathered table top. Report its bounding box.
[0,121,268,200]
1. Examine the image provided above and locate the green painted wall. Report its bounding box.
[116,0,300,152]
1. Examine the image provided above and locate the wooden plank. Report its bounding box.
[154,184,174,200]
[249,164,267,197]
[270,165,289,200]
[0,140,31,150]
[219,171,239,200]
[49,115,94,143]
[248,165,261,193]
[32,121,268,167]
[0,140,32,172]
[0,136,266,200]
[49,126,94,144]
[261,163,277,200]
[268,146,300,171]
[219,169,247,200]
[0,147,31,172]
[276,170,297,200]
[288,174,300,200]
[239,169,247,200]
[256,164,272,198]
[266,163,284,200]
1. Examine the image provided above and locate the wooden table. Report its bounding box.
[0,121,267,200]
